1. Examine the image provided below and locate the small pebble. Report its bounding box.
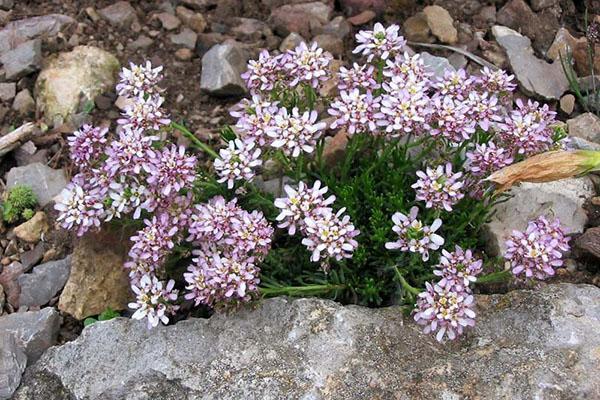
[175,47,193,61]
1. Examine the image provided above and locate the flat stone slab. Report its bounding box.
[13,283,600,399]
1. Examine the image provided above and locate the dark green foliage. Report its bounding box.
[255,133,497,307]
[2,185,38,224]
[83,307,121,327]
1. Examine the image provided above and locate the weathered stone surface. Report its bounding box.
[154,12,180,31]
[313,34,343,57]
[279,32,304,52]
[14,284,600,399]
[0,333,26,400]
[270,2,332,38]
[496,0,558,52]
[560,94,575,115]
[339,0,386,16]
[347,9,376,26]
[58,228,132,320]
[6,163,67,207]
[169,27,197,49]
[567,112,600,144]
[420,52,456,79]
[403,12,432,42]
[231,18,269,42]
[200,42,248,96]
[0,0,13,11]
[98,1,138,28]
[423,5,457,44]
[318,16,350,40]
[0,82,16,102]
[0,284,4,315]
[0,307,60,363]
[575,226,600,259]
[175,6,207,33]
[0,14,75,55]
[127,35,153,51]
[492,25,568,100]
[35,46,120,126]
[0,262,24,308]
[0,39,41,80]
[484,177,594,256]
[13,212,49,243]
[11,89,34,116]
[18,256,71,308]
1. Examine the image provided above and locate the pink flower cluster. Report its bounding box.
[58,61,274,328]
[412,163,464,212]
[242,42,332,95]
[274,181,359,269]
[385,206,444,262]
[504,216,570,280]
[184,196,273,306]
[414,246,482,342]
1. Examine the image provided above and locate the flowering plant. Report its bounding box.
[56,25,571,340]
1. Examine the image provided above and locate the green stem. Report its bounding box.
[393,267,421,296]
[171,121,219,159]
[475,270,512,284]
[260,284,346,297]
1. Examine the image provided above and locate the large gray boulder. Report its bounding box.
[13,283,600,399]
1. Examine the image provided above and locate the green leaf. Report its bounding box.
[83,318,98,327]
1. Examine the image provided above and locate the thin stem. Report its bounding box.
[393,267,421,296]
[260,284,346,297]
[171,121,219,159]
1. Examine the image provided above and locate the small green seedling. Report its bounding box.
[2,185,38,224]
[83,307,121,327]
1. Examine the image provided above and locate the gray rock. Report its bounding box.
[530,0,558,11]
[492,25,568,100]
[18,256,71,308]
[11,89,34,116]
[0,14,75,55]
[420,51,456,79]
[270,1,333,38]
[200,42,248,96]
[0,284,4,315]
[154,12,181,31]
[0,333,26,400]
[13,284,600,399]
[279,32,304,52]
[485,177,594,256]
[0,39,41,80]
[6,163,68,207]
[567,113,600,144]
[169,27,197,49]
[98,1,138,27]
[0,82,16,102]
[312,34,343,57]
[19,242,44,270]
[319,16,350,40]
[231,18,269,42]
[0,0,13,11]
[127,35,153,51]
[35,46,119,126]
[0,307,60,363]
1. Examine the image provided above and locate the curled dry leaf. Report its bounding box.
[486,150,600,192]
